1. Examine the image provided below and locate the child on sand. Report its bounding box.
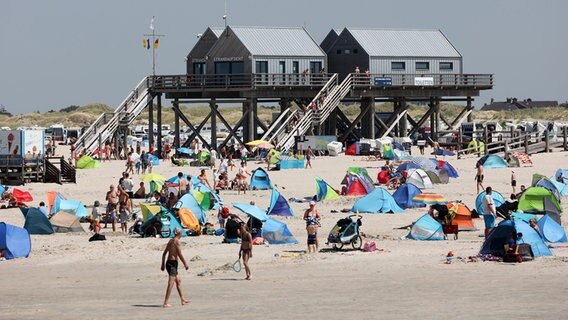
[307,224,318,253]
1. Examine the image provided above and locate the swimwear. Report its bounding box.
[483,214,495,229]
[476,174,484,183]
[307,233,317,245]
[165,260,178,277]
[512,180,517,187]
[240,248,252,258]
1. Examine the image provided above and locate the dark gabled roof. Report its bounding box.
[320,28,341,53]
[187,27,224,59]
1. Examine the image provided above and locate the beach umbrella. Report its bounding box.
[176,147,192,155]
[246,139,270,147]
[396,162,420,172]
[412,193,447,205]
[257,142,275,149]
[431,149,455,156]
[232,203,268,222]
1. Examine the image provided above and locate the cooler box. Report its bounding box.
[327,141,343,156]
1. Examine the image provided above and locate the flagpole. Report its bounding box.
[144,16,165,76]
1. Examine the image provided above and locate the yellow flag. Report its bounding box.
[142,38,147,48]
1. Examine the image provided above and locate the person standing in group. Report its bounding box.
[303,201,321,251]
[178,172,187,197]
[511,170,517,194]
[475,162,484,194]
[305,146,314,169]
[140,151,148,174]
[237,161,250,195]
[209,148,217,170]
[105,185,119,232]
[121,172,134,199]
[239,145,248,163]
[198,169,212,189]
[118,197,130,233]
[161,229,190,308]
[91,200,101,234]
[239,224,253,280]
[482,186,497,239]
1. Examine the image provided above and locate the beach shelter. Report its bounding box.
[197,150,210,165]
[412,157,438,172]
[345,142,360,156]
[534,178,561,202]
[406,169,433,189]
[475,190,505,216]
[508,152,533,167]
[396,162,420,172]
[0,184,4,196]
[21,207,54,235]
[58,199,89,218]
[382,144,394,160]
[0,223,31,259]
[446,202,477,231]
[175,194,206,225]
[12,188,33,203]
[176,147,193,155]
[393,149,412,162]
[341,167,374,186]
[47,191,66,215]
[537,214,567,243]
[555,169,568,184]
[249,168,272,190]
[262,217,298,244]
[161,211,186,238]
[511,212,537,223]
[518,187,562,214]
[432,160,459,178]
[425,170,442,184]
[549,179,568,196]
[50,211,84,233]
[267,188,294,216]
[315,177,340,201]
[149,154,160,166]
[140,203,162,222]
[267,149,282,164]
[480,220,552,257]
[531,173,548,188]
[76,155,100,169]
[178,208,201,234]
[233,203,269,222]
[477,154,508,169]
[351,188,404,213]
[407,214,444,240]
[192,178,222,209]
[344,174,370,196]
[393,183,426,209]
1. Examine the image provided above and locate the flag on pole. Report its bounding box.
[150,17,155,30]
[154,38,159,49]
[147,39,150,50]
[142,38,147,48]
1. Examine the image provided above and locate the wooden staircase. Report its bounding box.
[44,157,76,184]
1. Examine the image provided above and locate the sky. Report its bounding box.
[0,0,566,114]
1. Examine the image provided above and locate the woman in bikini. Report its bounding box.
[239,224,253,280]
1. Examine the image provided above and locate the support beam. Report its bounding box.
[173,99,180,148]
[408,102,437,137]
[466,97,473,122]
[210,99,217,149]
[339,105,372,141]
[399,98,408,137]
[360,97,375,139]
[212,106,246,148]
[148,99,154,152]
[249,98,257,141]
[157,94,162,158]
[173,106,211,149]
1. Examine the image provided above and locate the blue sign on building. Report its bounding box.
[374,77,392,87]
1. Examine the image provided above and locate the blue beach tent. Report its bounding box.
[535,178,561,202]
[549,178,568,196]
[232,203,269,222]
[537,214,567,243]
[351,188,404,213]
[511,212,537,223]
[249,168,272,190]
[393,183,426,209]
[21,207,54,235]
[480,219,552,257]
[478,154,508,169]
[0,223,31,259]
[555,169,568,184]
[58,199,89,218]
[407,214,444,240]
[315,177,340,201]
[475,191,505,216]
[431,160,459,178]
[267,188,294,216]
[174,194,206,225]
[262,217,298,244]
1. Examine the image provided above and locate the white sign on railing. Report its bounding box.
[414,77,434,86]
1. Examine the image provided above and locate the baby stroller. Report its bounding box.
[327,214,363,250]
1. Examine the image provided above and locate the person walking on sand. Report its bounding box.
[482,187,497,239]
[161,228,190,308]
[303,201,321,251]
[105,185,119,232]
[305,146,314,169]
[511,170,517,194]
[239,224,253,280]
[475,162,484,194]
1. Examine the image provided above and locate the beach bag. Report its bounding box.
[363,241,377,252]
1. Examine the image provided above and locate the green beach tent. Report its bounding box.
[518,187,562,213]
[315,177,340,201]
[76,155,100,169]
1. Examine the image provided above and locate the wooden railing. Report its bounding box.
[351,73,494,88]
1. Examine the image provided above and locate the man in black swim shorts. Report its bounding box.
[161,229,189,308]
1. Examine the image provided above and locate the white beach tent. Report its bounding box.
[406,169,433,189]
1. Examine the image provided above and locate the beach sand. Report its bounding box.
[1,146,568,319]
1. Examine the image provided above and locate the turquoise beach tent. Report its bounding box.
[50,192,66,214]
[537,214,567,243]
[261,217,298,244]
[555,168,568,184]
[21,207,54,235]
[480,219,552,257]
[407,214,444,240]
[351,188,404,213]
[511,212,537,223]
[549,178,568,196]
[315,177,340,201]
[475,191,505,216]
[140,208,187,238]
[232,203,269,222]
[267,188,294,216]
[477,154,508,169]
[0,223,31,259]
[162,211,185,238]
[392,183,426,209]
[174,194,206,225]
[58,199,89,218]
[249,168,272,190]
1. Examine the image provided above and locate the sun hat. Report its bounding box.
[309,200,316,206]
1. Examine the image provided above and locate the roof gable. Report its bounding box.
[345,28,462,58]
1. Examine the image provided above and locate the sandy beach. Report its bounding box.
[2,146,568,320]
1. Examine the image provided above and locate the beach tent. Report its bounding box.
[175,194,206,225]
[267,188,294,216]
[140,203,162,221]
[446,202,477,231]
[262,217,298,244]
[531,173,548,188]
[396,162,420,172]
[412,157,438,172]
[315,177,340,201]
[477,154,508,169]
[0,223,31,259]
[341,167,374,187]
[432,160,459,178]
[233,203,269,222]
[21,207,54,235]
[534,178,561,202]
[508,152,533,167]
[475,190,505,216]
[193,178,222,210]
[76,155,100,169]
[12,188,33,203]
[351,188,404,213]
[58,199,89,218]
[425,170,442,184]
[467,139,485,154]
[343,174,371,196]
[518,187,562,214]
[537,214,567,243]
[549,178,568,196]
[345,142,360,156]
[511,212,537,223]
[50,211,84,233]
[407,169,433,189]
[47,191,66,215]
[393,149,412,162]
[382,144,394,160]
[480,220,552,257]
[407,214,444,240]
[393,183,426,209]
[555,169,568,184]
[197,150,210,165]
[149,154,160,166]
[178,208,201,234]
[249,168,272,190]
[142,209,186,238]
